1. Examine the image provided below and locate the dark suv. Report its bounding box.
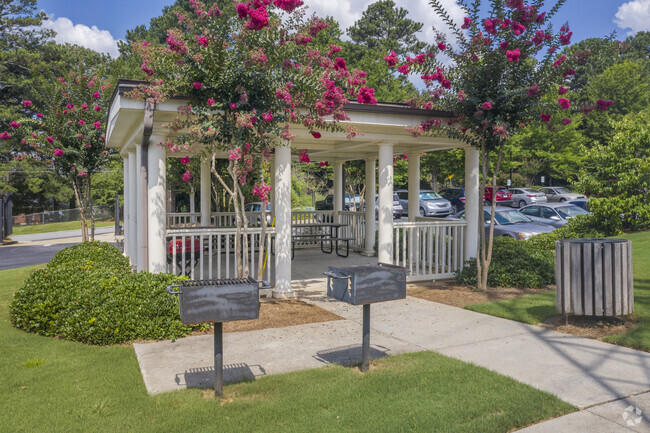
[438,188,466,214]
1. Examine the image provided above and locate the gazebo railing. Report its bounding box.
[338,210,366,251]
[393,220,466,281]
[166,227,275,283]
[167,212,202,228]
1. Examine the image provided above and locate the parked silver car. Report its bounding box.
[395,190,453,217]
[244,202,272,224]
[448,207,554,240]
[508,188,547,208]
[373,193,403,219]
[519,203,590,228]
[539,186,586,202]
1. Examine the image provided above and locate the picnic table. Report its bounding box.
[284,222,353,259]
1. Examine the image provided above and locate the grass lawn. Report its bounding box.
[10,220,115,236]
[466,231,650,352]
[0,266,573,432]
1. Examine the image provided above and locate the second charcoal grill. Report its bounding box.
[324,263,407,371]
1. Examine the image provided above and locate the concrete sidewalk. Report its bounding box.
[133,278,650,432]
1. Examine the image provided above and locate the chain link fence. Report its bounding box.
[13,205,121,227]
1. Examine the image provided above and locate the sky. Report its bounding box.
[35,0,650,58]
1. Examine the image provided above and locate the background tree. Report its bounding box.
[3,71,114,240]
[343,0,424,101]
[392,0,612,290]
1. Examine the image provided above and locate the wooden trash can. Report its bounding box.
[555,238,633,316]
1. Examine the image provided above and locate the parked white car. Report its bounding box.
[508,188,547,208]
[539,187,586,203]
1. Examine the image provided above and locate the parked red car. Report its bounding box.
[484,186,513,207]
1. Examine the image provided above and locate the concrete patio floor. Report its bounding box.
[133,277,650,432]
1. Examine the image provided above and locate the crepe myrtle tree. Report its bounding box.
[1,72,113,241]
[132,0,376,278]
[387,0,613,290]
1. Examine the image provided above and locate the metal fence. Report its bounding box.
[13,205,120,227]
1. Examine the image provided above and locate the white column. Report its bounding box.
[407,154,420,221]
[148,139,167,273]
[464,147,480,261]
[362,157,376,256]
[200,158,211,226]
[122,155,130,258]
[273,144,295,298]
[333,161,343,214]
[135,144,144,271]
[377,144,394,263]
[270,155,276,222]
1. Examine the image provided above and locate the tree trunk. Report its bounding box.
[72,177,89,242]
[89,178,95,241]
[477,143,505,291]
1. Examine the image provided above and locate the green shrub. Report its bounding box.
[526,214,606,251]
[48,241,132,272]
[10,242,203,345]
[589,196,650,235]
[456,237,555,288]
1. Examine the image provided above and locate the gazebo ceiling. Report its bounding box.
[107,79,468,161]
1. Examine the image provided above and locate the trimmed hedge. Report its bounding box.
[10,242,204,345]
[456,237,555,288]
[47,241,132,271]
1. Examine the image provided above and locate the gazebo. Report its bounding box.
[107,80,480,298]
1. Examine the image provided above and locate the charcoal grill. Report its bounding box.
[324,263,407,372]
[167,277,260,397]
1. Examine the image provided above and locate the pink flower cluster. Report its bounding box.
[273,0,303,12]
[384,51,398,66]
[481,101,493,110]
[166,29,188,54]
[319,161,329,167]
[559,25,572,45]
[308,18,330,37]
[506,48,521,62]
[195,35,209,46]
[0,131,11,140]
[357,86,377,105]
[421,67,451,89]
[54,148,64,157]
[299,149,310,163]
[141,62,154,76]
[180,156,190,164]
[182,171,193,182]
[558,98,570,109]
[252,182,272,203]
[596,99,614,111]
[275,82,294,105]
[236,0,270,30]
[553,55,567,67]
[311,131,321,139]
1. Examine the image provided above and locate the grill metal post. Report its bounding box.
[214,322,223,397]
[362,304,370,372]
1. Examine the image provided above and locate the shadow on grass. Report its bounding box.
[176,363,265,390]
